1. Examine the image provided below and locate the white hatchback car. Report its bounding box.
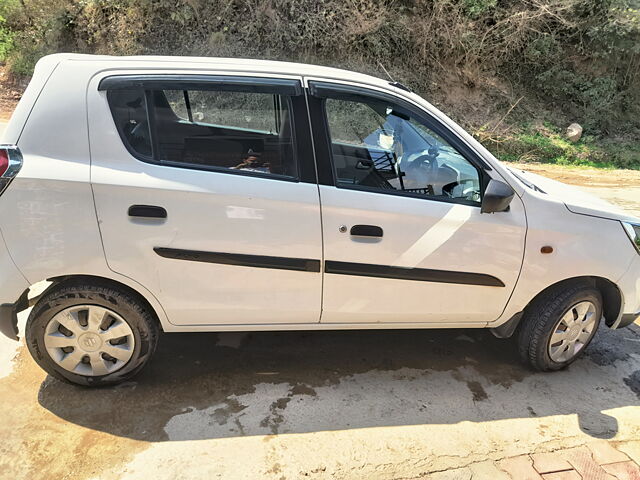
[0,54,638,386]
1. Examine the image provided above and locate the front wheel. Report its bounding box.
[26,282,159,386]
[517,283,602,371]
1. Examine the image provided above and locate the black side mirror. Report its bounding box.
[481,179,515,213]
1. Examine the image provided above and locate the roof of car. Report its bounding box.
[53,53,394,90]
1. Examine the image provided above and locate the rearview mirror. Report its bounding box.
[481,179,515,213]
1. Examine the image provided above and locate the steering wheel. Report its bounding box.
[406,146,440,176]
[442,179,480,200]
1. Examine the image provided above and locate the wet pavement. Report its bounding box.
[0,316,639,479]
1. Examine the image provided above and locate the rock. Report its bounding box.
[566,123,583,142]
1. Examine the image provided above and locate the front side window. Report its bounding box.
[108,85,297,178]
[324,97,481,204]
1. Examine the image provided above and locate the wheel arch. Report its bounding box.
[28,274,166,332]
[492,276,622,338]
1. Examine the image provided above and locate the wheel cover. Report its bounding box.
[43,305,135,377]
[547,301,598,363]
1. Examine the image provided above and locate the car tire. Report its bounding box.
[26,282,159,387]
[517,283,602,371]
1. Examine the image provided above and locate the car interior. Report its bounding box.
[326,100,481,203]
[109,89,297,177]
[108,88,478,202]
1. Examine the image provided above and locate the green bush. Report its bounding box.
[463,0,497,18]
[480,124,640,170]
[0,15,14,62]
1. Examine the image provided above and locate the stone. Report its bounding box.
[498,455,543,480]
[587,441,630,465]
[541,471,582,480]
[566,123,583,142]
[531,452,573,474]
[617,441,640,466]
[427,467,472,479]
[601,461,640,480]
[557,446,617,480]
[468,460,512,479]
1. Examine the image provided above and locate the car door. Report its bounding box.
[88,73,322,326]
[307,80,527,324]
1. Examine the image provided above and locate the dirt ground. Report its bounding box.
[0,67,25,122]
[1,94,640,479]
[505,162,640,217]
[507,163,640,188]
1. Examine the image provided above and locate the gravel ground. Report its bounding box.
[0,119,639,479]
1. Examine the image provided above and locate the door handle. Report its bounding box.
[350,224,383,237]
[128,205,167,219]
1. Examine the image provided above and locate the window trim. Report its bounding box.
[104,75,310,183]
[99,75,302,96]
[330,182,485,208]
[308,80,490,207]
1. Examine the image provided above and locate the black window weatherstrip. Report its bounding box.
[99,75,303,96]
[154,247,321,273]
[290,94,318,184]
[324,260,505,287]
[154,247,504,287]
[305,93,335,186]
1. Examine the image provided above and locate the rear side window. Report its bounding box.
[107,83,298,179]
[164,90,277,133]
[108,90,153,157]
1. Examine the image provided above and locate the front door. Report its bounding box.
[89,73,323,326]
[308,81,526,324]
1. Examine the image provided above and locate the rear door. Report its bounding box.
[88,73,322,326]
[307,80,527,325]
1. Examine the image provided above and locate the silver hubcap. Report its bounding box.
[548,301,598,363]
[44,305,135,376]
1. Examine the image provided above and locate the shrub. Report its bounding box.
[0,0,638,164]
[0,15,14,62]
[479,123,640,170]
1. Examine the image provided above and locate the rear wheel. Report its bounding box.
[517,283,602,371]
[26,282,159,386]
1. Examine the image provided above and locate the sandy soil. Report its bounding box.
[505,162,640,217]
[505,162,640,188]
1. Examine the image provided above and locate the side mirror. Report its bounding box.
[481,179,515,213]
